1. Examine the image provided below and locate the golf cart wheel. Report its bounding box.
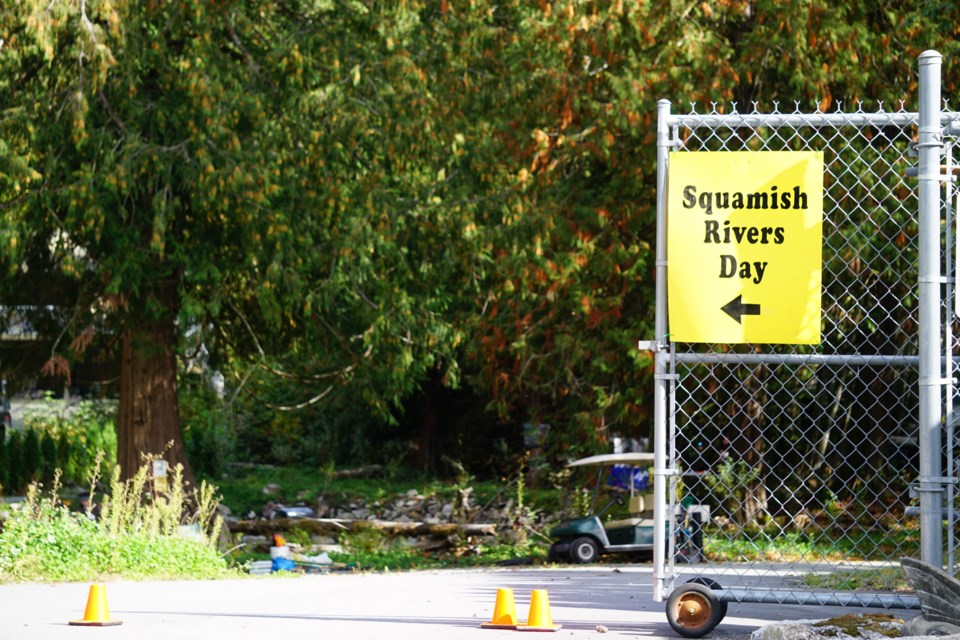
[686,577,727,622]
[666,583,721,638]
[569,536,599,564]
[547,544,563,563]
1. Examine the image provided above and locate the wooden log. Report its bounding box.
[228,517,496,538]
[330,465,383,479]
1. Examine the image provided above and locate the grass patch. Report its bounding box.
[705,527,920,563]
[323,539,544,572]
[803,568,910,592]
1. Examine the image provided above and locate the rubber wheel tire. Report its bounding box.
[569,537,600,564]
[547,544,563,563]
[686,577,728,622]
[666,583,722,638]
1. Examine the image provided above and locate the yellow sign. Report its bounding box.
[667,151,823,344]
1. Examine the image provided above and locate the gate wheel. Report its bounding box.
[665,583,722,638]
[685,577,728,623]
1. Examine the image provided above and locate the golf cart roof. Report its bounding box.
[567,452,655,468]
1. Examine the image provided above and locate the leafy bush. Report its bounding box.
[0,460,235,583]
[702,459,762,524]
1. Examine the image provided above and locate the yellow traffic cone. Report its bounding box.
[518,589,561,632]
[481,587,519,629]
[69,584,123,626]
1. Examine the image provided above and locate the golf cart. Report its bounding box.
[548,452,656,563]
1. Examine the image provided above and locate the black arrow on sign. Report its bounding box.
[721,295,761,324]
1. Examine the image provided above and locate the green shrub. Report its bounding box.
[22,429,41,487]
[0,460,235,583]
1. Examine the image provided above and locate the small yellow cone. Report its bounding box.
[518,589,561,632]
[481,587,519,629]
[69,584,123,627]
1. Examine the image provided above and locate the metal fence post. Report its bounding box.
[917,49,944,568]
[652,98,672,602]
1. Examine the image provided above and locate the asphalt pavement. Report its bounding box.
[0,565,916,640]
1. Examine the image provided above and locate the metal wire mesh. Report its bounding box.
[660,101,934,607]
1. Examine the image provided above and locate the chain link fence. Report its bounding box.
[651,53,960,634]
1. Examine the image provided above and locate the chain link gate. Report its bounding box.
[648,51,959,637]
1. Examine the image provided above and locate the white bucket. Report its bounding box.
[270,545,292,559]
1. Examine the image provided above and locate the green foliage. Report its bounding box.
[284,527,313,549]
[4,0,960,501]
[212,465,327,518]
[56,433,74,482]
[339,528,387,555]
[328,531,546,572]
[803,569,909,593]
[1,0,511,475]
[328,543,443,573]
[229,535,546,572]
[17,400,118,489]
[179,376,236,479]
[703,460,762,522]
[704,524,919,563]
[0,462,233,583]
[5,431,23,494]
[39,432,57,485]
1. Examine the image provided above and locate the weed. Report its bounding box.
[285,527,313,548]
[0,456,235,583]
[340,527,386,554]
[803,568,910,592]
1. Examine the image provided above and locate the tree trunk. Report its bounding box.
[117,280,194,486]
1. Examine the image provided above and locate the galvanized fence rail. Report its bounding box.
[650,51,960,634]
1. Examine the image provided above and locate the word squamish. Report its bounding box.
[681,184,809,215]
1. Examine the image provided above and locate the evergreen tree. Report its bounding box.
[6,432,23,494]
[40,431,58,485]
[0,432,7,492]
[22,429,42,487]
[56,432,74,484]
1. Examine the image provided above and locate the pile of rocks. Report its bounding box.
[322,488,506,524]
[244,483,528,523]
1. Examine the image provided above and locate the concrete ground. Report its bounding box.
[0,565,917,640]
